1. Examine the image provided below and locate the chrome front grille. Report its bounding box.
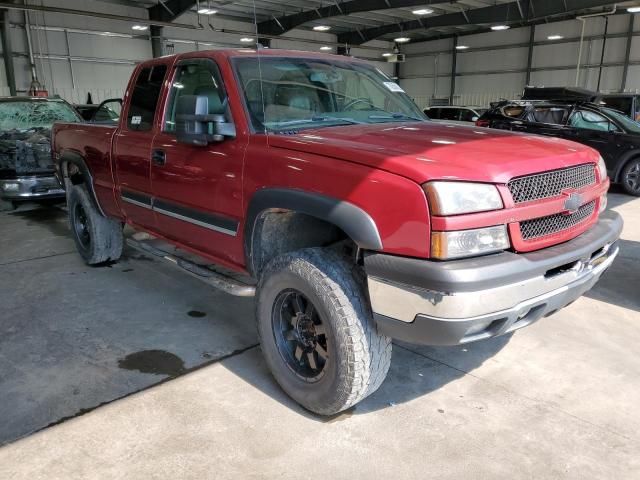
[508,164,596,204]
[520,200,596,240]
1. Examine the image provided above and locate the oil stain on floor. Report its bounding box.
[118,350,186,377]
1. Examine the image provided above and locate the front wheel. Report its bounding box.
[621,158,640,196]
[256,248,392,416]
[67,184,123,264]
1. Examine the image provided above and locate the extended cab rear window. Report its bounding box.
[127,65,167,131]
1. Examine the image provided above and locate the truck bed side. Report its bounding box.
[53,122,121,219]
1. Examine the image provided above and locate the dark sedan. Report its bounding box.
[477,101,640,196]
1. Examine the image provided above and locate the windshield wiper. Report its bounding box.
[272,116,364,130]
[368,112,424,122]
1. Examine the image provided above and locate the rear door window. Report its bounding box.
[127,65,168,131]
[531,107,569,125]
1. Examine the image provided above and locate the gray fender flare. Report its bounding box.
[244,188,383,274]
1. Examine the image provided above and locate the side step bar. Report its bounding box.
[126,238,256,297]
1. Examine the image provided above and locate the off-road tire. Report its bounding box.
[67,184,123,264]
[256,248,392,415]
[621,158,640,196]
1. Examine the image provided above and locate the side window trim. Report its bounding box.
[162,58,230,135]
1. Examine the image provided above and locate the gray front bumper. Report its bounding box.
[366,211,623,346]
[0,176,65,200]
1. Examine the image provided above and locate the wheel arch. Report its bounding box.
[244,188,383,277]
[59,150,106,217]
[613,151,640,183]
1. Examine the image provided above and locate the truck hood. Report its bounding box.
[0,127,53,177]
[267,122,598,184]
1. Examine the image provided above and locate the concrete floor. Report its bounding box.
[0,190,639,479]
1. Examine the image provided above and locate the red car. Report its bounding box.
[52,50,622,415]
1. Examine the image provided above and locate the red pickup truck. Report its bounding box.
[52,49,622,415]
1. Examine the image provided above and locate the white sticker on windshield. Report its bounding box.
[131,115,142,125]
[383,82,405,93]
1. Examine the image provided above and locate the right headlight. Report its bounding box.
[597,156,608,182]
[431,225,510,260]
[424,181,503,216]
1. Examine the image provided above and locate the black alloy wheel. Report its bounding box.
[623,159,640,196]
[72,202,91,251]
[272,289,328,382]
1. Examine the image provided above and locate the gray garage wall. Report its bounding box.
[399,13,640,109]
[0,0,393,104]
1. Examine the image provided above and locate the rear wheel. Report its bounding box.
[621,158,640,196]
[256,248,392,416]
[67,184,123,264]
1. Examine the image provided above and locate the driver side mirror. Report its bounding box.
[471,116,479,122]
[175,95,235,146]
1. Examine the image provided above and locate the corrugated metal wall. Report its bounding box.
[399,13,640,108]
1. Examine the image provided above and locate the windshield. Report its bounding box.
[0,100,80,131]
[233,56,426,132]
[603,107,640,134]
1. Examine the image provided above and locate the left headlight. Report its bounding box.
[424,181,503,216]
[431,225,510,260]
[597,156,608,182]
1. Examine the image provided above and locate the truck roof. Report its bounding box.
[147,48,369,66]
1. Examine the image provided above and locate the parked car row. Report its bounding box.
[420,86,640,196]
[476,100,640,196]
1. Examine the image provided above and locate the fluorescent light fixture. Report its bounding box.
[320,46,332,51]
[240,37,254,43]
[313,25,331,31]
[491,25,510,31]
[628,7,640,13]
[131,25,148,31]
[456,45,469,50]
[197,8,217,15]
[547,35,564,40]
[412,8,434,15]
[382,52,393,57]
[395,37,410,43]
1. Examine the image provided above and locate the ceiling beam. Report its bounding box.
[257,0,442,36]
[337,0,620,45]
[148,0,195,22]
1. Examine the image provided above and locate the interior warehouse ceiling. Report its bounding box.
[89,0,634,44]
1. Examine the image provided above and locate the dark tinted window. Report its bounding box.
[601,96,633,116]
[531,106,569,125]
[439,108,460,121]
[426,108,440,119]
[127,65,167,131]
[460,109,478,122]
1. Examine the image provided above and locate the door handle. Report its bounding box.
[152,149,166,166]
